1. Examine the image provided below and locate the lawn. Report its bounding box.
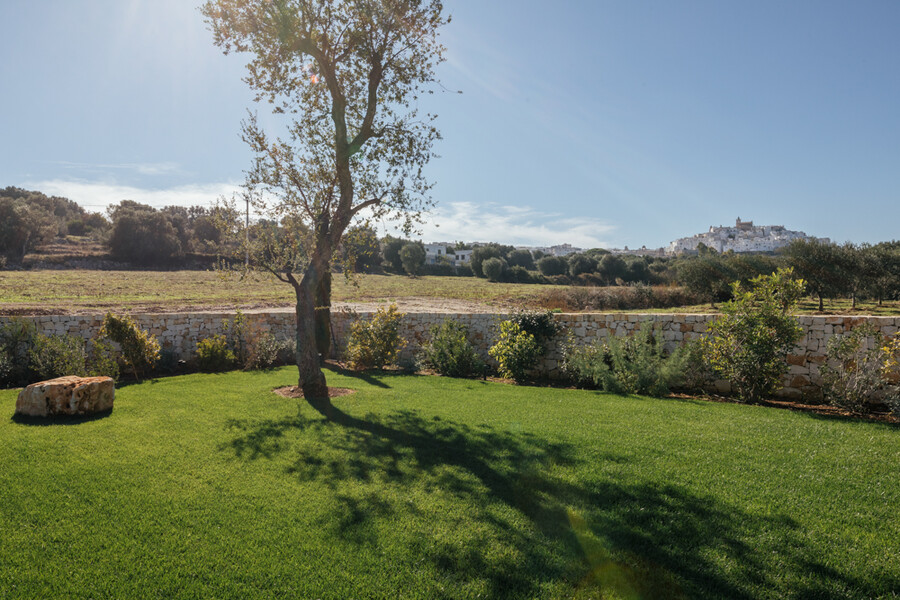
[1,369,899,599]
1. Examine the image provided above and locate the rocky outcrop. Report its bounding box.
[15,376,114,418]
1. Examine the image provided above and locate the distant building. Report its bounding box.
[424,243,448,265]
[453,249,473,266]
[667,218,829,255]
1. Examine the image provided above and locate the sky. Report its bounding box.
[2,0,899,249]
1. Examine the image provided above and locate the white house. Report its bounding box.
[424,243,448,265]
[453,249,473,266]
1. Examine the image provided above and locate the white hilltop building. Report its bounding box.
[667,218,829,255]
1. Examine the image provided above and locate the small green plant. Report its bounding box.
[29,333,88,380]
[345,304,406,370]
[0,318,40,387]
[703,268,805,403]
[489,320,541,383]
[562,323,688,396]
[245,329,286,370]
[99,313,161,381]
[0,349,12,386]
[222,310,248,366]
[88,338,120,381]
[820,324,899,413]
[196,335,237,372]
[507,310,559,349]
[418,319,485,378]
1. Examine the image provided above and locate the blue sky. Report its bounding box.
[2,0,898,249]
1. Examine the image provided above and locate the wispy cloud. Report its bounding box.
[54,161,182,177]
[26,179,240,211]
[387,201,615,248]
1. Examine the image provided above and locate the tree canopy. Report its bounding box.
[202,0,449,401]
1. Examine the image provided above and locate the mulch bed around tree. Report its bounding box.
[273,386,356,399]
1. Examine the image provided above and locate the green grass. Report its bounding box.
[2,369,899,599]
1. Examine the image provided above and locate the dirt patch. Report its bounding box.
[273,386,356,399]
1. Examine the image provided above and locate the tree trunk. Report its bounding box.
[295,257,330,404]
[314,271,332,361]
[818,294,824,312]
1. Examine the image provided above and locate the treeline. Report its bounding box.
[0,188,222,267]
[0,187,108,259]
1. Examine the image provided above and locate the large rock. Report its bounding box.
[15,376,115,418]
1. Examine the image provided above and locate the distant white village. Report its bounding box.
[664,218,829,255]
[422,218,827,264]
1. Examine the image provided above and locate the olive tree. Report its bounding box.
[202,0,447,402]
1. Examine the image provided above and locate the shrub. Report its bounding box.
[0,319,40,387]
[680,338,714,393]
[223,310,248,366]
[29,333,88,380]
[245,329,287,370]
[482,257,507,282]
[345,304,406,370]
[99,313,161,381]
[0,255,6,270]
[489,320,541,383]
[703,268,805,403]
[562,323,688,396]
[196,335,236,372]
[819,324,899,413]
[0,349,12,386]
[418,320,485,378]
[507,310,559,349]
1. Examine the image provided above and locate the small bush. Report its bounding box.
[29,334,88,380]
[0,319,40,387]
[196,335,236,372]
[419,320,485,378]
[223,310,248,367]
[0,349,12,386]
[703,268,805,403]
[489,320,541,383]
[561,323,688,396]
[482,257,507,282]
[99,313,161,381]
[820,324,899,413]
[245,329,286,370]
[88,338,121,381]
[345,304,406,370]
[507,310,559,349]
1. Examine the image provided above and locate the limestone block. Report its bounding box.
[15,376,114,418]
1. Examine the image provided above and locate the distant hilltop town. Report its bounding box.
[665,218,829,255]
[422,218,827,264]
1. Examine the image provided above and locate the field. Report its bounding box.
[2,368,899,599]
[0,270,564,315]
[2,269,900,315]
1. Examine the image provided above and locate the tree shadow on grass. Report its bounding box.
[223,400,896,599]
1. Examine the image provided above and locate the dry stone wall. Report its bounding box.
[3,311,899,399]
